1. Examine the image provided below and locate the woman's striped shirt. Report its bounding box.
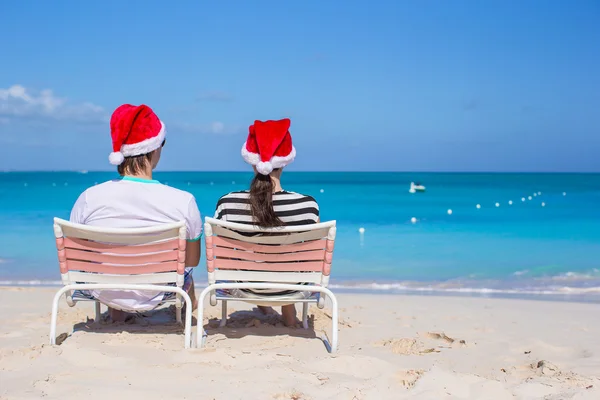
[214,190,319,225]
[214,190,320,297]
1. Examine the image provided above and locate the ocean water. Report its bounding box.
[1,171,599,302]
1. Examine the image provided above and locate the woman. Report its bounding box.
[70,104,202,321]
[214,118,319,327]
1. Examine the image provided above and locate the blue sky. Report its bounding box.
[0,0,598,172]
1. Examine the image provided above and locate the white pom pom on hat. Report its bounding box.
[256,161,274,175]
[109,151,125,165]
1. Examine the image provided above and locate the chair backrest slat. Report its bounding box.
[213,236,326,254]
[211,224,330,245]
[215,259,324,272]
[215,270,323,284]
[59,224,178,245]
[66,260,180,274]
[214,247,326,263]
[64,247,178,265]
[63,237,179,254]
[54,218,187,282]
[205,218,336,284]
[67,270,180,284]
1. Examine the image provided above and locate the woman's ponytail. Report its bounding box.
[249,172,283,227]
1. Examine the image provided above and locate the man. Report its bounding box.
[70,104,202,321]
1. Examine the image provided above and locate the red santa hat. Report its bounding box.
[241,118,296,175]
[108,104,166,165]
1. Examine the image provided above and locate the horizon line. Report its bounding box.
[1,170,599,174]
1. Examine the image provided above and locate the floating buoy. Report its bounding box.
[411,217,417,224]
[563,192,566,196]
[533,193,537,197]
[358,227,365,234]
[320,189,324,193]
[447,209,453,215]
[538,191,542,195]
[541,202,546,207]
[521,197,525,202]
[476,204,481,209]
[24,183,28,187]
[52,183,56,187]
[495,202,500,207]
[232,181,236,184]
[64,183,68,186]
[210,182,214,186]
[528,196,532,200]
[508,200,513,205]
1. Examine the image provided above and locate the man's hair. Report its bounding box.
[117,153,153,176]
[117,140,164,175]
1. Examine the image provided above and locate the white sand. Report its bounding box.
[1,287,599,399]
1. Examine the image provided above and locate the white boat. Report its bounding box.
[409,182,426,193]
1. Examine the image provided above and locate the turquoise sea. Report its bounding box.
[1,172,599,302]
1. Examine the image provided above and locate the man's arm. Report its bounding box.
[185,196,203,267]
[185,240,201,267]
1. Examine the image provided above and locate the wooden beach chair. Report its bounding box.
[50,218,193,348]
[197,217,339,353]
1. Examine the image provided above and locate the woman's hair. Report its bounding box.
[249,169,283,227]
[117,153,152,176]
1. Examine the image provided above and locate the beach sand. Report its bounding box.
[1,287,598,399]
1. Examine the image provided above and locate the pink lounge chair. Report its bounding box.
[50,218,193,348]
[197,217,338,353]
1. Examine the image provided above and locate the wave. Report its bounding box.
[4,273,600,302]
[545,270,600,281]
[328,282,600,296]
[0,280,62,286]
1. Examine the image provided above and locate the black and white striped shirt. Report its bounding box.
[214,190,320,298]
[214,190,319,225]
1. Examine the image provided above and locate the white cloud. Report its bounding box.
[174,121,241,135]
[210,121,225,134]
[197,91,234,102]
[0,84,107,124]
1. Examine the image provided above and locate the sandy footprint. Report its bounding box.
[273,390,310,400]
[376,331,467,356]
[309,306,355,331]
[502,359,597,389]
[375,338,430,355]
[422,331,467,348]
[396,369,425,388]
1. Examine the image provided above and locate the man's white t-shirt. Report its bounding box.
[70,176,202,311]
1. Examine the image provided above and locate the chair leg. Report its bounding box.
[328,292,339,353]
[50,288,65,345]
[219,300,227,328]
[175,294,182,324]
[197,291,207,348]
[95,302,101,322]
[302,302,309,329]
[176,304,182,324]
[181,292,192,349]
